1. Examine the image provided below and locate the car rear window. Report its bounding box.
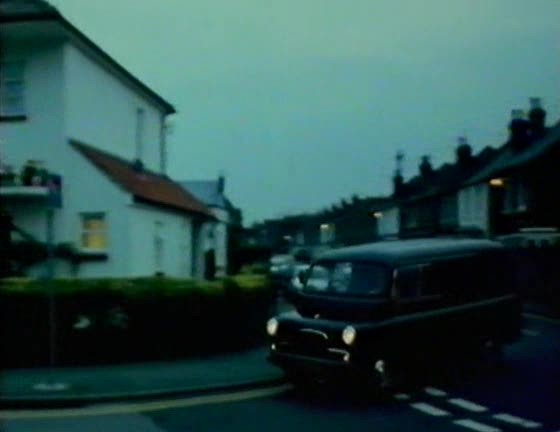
[304,261,389,297]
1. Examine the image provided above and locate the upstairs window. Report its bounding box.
[80,213,107,251]
[0,62,25,118]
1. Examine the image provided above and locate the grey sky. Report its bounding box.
[53,0,560,224]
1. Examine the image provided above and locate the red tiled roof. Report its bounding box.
[71,140,213,218]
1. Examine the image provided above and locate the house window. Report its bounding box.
[503,179,529,213]
[135,107,145,160]
[402,210,418,229]
[440,194,458,225]
[81,213,107,250]
[319,223,335,244]
[0,62,25,118]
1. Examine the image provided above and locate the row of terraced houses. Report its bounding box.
[248,98,560,251]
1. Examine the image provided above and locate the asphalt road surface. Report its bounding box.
[2,314,559,432]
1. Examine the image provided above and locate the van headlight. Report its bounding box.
[342,325,356,346]
[267,318,279,336]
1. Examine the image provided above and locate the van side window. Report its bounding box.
[481,252,509,296]
[396,266,421,299]
[420,264,441,297]
[425,259,471,301]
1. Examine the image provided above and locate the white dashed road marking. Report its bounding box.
[523,312,560,325]
[424,386,448,397]
[453,419,502,432]
[492,413,542,429]
[410,402,450,417]
[404,385,547,431]
[393,393,411,401]
[448,398,488,413]
[521,329,540,336]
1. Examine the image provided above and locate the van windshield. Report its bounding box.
[304,261,389,297]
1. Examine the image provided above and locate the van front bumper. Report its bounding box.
[267,349,381,384]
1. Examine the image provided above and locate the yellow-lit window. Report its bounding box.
[81,213,107,250]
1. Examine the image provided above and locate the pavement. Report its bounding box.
[0,300,556,409]
[0,347,284,408]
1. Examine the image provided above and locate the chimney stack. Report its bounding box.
[509,109,530,150]
[528,97,546,139]
[456,136,473,166]
[132,158,144,173]
[217,174,225,194]
[419,155,433,178]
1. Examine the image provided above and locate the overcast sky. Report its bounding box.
[52,0,560,225]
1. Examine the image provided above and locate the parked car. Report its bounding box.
[266,238,522,390]
[269,254,295,290]
[289,263,311,292]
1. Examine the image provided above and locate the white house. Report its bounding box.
[180,177,239,278]
[0,0,213,278]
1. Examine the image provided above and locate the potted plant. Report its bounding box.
[21,160,38,186]
[0,165,16,187]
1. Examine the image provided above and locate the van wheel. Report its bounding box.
[372,360,407,392]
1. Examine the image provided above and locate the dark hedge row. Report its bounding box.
[0,275,275,368]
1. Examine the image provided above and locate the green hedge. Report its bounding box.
[0,275,274,368]
[0,274,268,294]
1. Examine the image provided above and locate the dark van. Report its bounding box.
[266,238,522,388]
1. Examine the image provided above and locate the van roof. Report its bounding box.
[317,238,502,266]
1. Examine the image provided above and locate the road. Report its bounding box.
[2,314,559,432]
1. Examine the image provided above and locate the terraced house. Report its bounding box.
[387,98,560,242]
[0,0,214,278]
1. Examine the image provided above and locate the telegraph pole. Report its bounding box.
[34,175,68,392]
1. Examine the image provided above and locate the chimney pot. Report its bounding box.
[528,97,546,139]
[456,137,473,166]
[530,97,542,110]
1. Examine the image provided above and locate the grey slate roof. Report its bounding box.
[1,0,175,114]
[179,180,228,209]
[467,121,560,185]
[397,146,499,203]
